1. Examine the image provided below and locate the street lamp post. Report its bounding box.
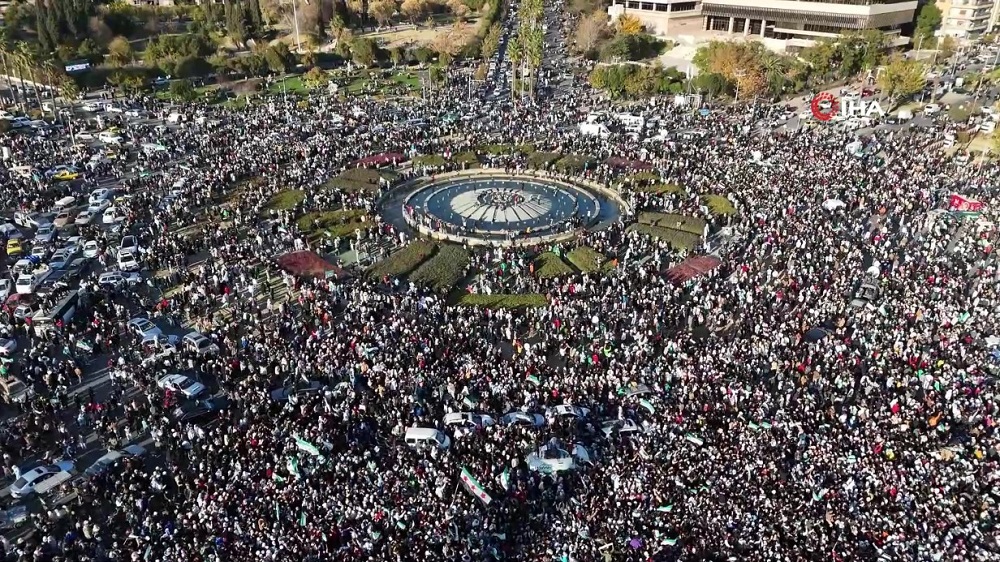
[734,70,746,102]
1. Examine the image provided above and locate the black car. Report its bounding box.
[171,396,231,425]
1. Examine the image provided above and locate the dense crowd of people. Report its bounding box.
[1,14,1000,562]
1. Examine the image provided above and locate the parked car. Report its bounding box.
[526,442,591,473]
[83,445,147,478]
[53,211,73,228]
[74,210,95,226]
[156,373,206,398]
[443,412,496,437]
[127,317,162,338]
[9,461,75,498]
[183,332,219,355]
[501,411,546,427]
[83,240,100,258]
[0,338,16,356]
[34,223,56,244]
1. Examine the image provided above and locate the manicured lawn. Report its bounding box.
[453,151,479,165]
[347,70,421,95]
[638,212,707,236]
[534,252,574,279]
[265,189,305,211]
[409,244,470,292]
[703,194,737,216]
[637,183,685,195]
[554,154,595,173]
[565,246,606,273]
[454,293,548,309]
[527,151,562,168]
[367,240,437,279]
[325,168,392,193]
[296,209,371,239]
[627,224,702,251]
[413,154,448,167]
[268,75,309,95]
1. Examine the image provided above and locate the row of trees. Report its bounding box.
[573,12,667,62]
[508,0,544,101]
[589,63,686,98]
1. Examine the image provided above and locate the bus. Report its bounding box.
[31,290,79,337]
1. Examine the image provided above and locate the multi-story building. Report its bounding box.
[937,0,993,39]
[700,0,919,49]
[607,0,703,37]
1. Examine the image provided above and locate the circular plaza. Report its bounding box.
[394,172,621,246]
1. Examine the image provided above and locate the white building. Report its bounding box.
[936,0,993,39]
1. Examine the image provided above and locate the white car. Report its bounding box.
[34,223,57,244]
[119,235,138,254]
[74,210,94,225]
[9,461,75,498]
[600,419,645,438]
[0,278,11,301]
[87,199,111,214]
[83,240,100,258]
[84,445,147,478]
[443,412,495,437]
[98,271,141,288]
[526,441,591,473]
[125,109,144,119]
[81,102,100,112]
[118,249,140,272]
[98,131,123,144]
[75,131,95,140]
[127,317,162,338]
[0,338,16,356]
[102,206,126,224]
[501,411,545,427]
[156,373,206,398]
[183,332,219,355]
[924,103,942,115]
[89,188,112,205]
[545,404,591,422]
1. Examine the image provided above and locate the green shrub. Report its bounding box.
[455,293,548,308]
[703,194,737,216]
[565,246,606,273]
[534,252,574,279]
[413,154,448,167]
[297,210,371,238]
[325,168,387,193]
[627,224,701,251]
[638,183,685,195]
[527,151,562,168]
[453,151,480,165]
[555,154,595,173]
[516,143,536,154]
[409,245,470,292]
[368,241,437,279]
[624,171,661,184]
[638,212,706,236]
[480,144,513,154]
[265,189,305,211]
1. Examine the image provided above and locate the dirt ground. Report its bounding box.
[363,18,482,48]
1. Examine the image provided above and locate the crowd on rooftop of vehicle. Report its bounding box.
[0,24,998,562]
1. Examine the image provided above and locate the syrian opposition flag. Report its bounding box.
[460,467,493,505]
[294,435,323,457]
[499,468,511,491]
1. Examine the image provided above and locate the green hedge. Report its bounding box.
[455,293,548,308]
[367,241,437,279]
[527,151,562,168]
[627,224,701,251]
[638,212,706,236]
[413,154,448,167]
[325,168,387,193]
[297,209,370,238]
[703,194,737,216]
[637,183,685,195]
[555,154,595,173]
[534,252,574,279]
[565,246,606,273]
[453,151,480,165]
[265,189,305,211]
[409,244,470,292]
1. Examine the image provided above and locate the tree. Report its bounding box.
[615,14,643,35]
[389,47,403,67]
[575,10,610,57]
[939,35,958,60]
[400,0,428,24]
[169,78,198,102]
[263,44,291,73]
[369,0,397,27]
[107,36,134,67]
[878,54,925,105]
[481,23,502,60]
[914,3,942,46]
[303,66,329,88]
[447,0,470,20]
[351,37,376,67]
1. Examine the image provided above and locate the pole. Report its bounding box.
[976,47,1000,101]
[291,0,301,53]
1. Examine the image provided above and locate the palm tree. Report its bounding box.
[0,30,23,113]
[507,34,522,105]
[525,27,543,100]
[15,42,43,112]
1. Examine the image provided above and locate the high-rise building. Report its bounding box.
[936,0,993,39]
[700,0,919,49]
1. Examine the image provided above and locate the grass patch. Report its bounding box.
[297,209,371,239]
[480,144,513,155]
[555,154,595,173]
[325,168,390,193]
[638,212,706,236]
[627,224,701,251]
[565,246,606,273]
[455,293,548,309]
[346,70,420,95]
[528,151,562,168]
[409,244,470,292]
[625,171,661,183]
[265,189,305,211]
[703,195,737,216]
[534,252,574,279]
[367,240,437,279]
[268,75,309,95]
[413,154,448,167]
[516,144,536,155]
[453,151,480,165]
[638,183,685,195]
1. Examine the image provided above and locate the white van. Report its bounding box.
[53,196,75,211]
[167,112,184,124]
[16,271,48,295]
[404,428,451,450]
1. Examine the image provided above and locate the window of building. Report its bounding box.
[672,1,697,11]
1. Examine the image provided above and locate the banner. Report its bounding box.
[684,434,704,446]
[949,194,984,213]
[294,435,323,457]
[499,468,510,491]
[286,457,301,480]
[459,467,493,505]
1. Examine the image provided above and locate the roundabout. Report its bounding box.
[390,172,621,247]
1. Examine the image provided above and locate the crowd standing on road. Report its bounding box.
[0,49,999,562]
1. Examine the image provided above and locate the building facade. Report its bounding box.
[935,0,994,39]
[701,0,918,49]
[607,0,703,37]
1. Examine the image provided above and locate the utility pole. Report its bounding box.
[291,0,302,53]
